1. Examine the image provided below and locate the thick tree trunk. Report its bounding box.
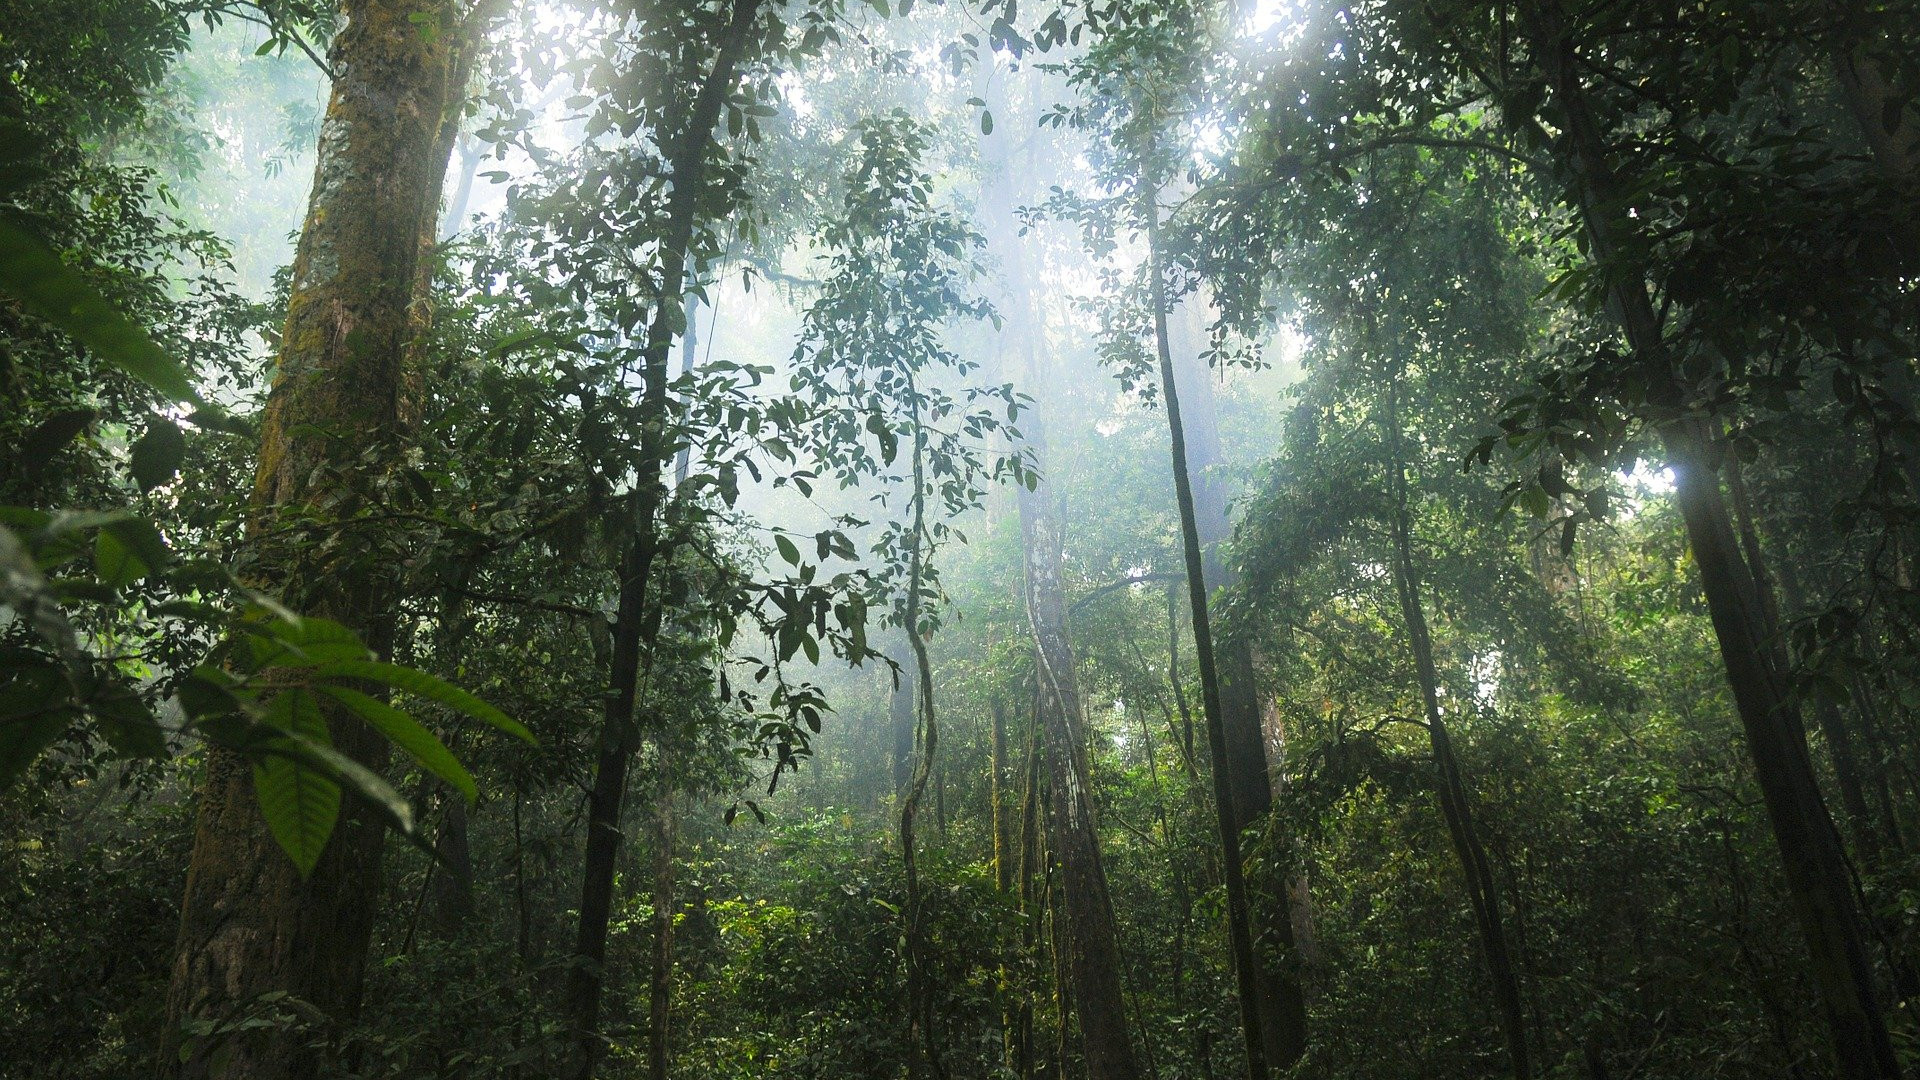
[1384,367,1531,1079]
[1145,173,1271,1080]
[162,4,470,1076]
[1168,308,1309,1067]
[564,6,762,1076]
[1824,0,1920,259]
[1518,4,1899,1075]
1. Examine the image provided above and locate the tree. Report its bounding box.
[163,2,492,1074]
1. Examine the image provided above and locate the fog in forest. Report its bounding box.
[5,2,1919,1079]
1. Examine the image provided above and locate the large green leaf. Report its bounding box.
[252,690,341,877]
[129,417,188,491]
[0,219,202,405]
[0,657,77,790]
[247,613,373,669]
[314,660,534,745]
[317,684,477,804]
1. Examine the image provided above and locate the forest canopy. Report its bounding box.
[3,0,1919,1078]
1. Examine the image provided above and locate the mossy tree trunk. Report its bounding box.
[162,2,478,1076]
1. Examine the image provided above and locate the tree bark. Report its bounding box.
[890,632,916,797]
[1017,376,1143,1080]
[1014,698,1043,1080]
[162,3,471,1075]
[1144,173,1269,1080]
[565,3,763,1075]
[1167,306,1309,1067]
[1384,362,1531,1079]
[901,398,948,1080]
[1517,4,1899,1075]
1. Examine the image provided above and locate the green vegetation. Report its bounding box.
[4,1,1918,1078]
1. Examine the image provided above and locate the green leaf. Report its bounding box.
[317,685,477,804]
[252,690,342,877]
[312,660,534,744]
[0,657,77,790]
[100,516,171,574]
[980,110,994,136]
[0,219,201,404]
[130,418,187,491]
[89,680,168,759]
[247,614,373,669]
[94,528,150,589]
[23,408,95,460]
[776,533,801,565]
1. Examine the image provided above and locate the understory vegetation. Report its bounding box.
[4,1,1920,1079]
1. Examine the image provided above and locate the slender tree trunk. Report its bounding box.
[1017,406,1143,1080]
[890,632,916,796]
[566,4,762,1075]
[162,4,472,1075]
[1384,363,1531,1079]
[901,401,948,1080]
[1732,468,1888,872]
[1014,700,1043,1080]
[439,135,483,243]
[1168,308,1309,1067]
[993,695,1013,892]
[429,796,476,935]
[1144,170,1270,1080]
[1518,5,1899,1075]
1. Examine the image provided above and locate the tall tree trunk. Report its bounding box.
[1384,362,1531,1079]
[890,632,916,796]
[1167,306,1309,1067]
[901,396,948,1080]
[993,695,1013,892]
[428,796,476,936]
[1143,172,1271,1080]
[1014,699,1043,1080]
[1729,463,1889,872]
[162,3,473,1075]
[1017,385,1143,1080]
[1517,4,1899,1075]
[566,3,763,1075]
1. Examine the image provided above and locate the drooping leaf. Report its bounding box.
[248,614,373,669]
[129,418,187,491]
[252,690,342,877]
[0,219,201,404]
[88,679,168,759]
[0,656,77,790]
[94,528,150,589]
[312,660,534,744]
[22,408,95,460]
[318,684,477,804]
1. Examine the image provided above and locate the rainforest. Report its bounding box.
[3,1,1918,1078]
